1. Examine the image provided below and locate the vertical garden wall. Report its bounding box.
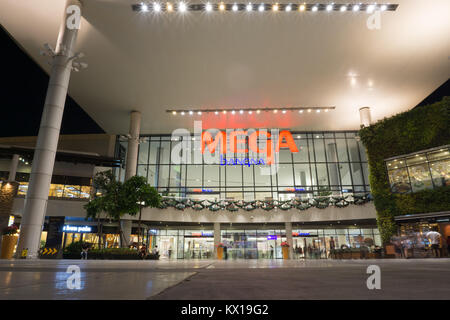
[359,97,450,244]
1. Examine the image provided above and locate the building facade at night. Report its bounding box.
[0,0,449,259]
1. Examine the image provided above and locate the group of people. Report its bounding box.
[393,227,449,259]
[138,244,159,260]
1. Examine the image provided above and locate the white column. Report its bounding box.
[16,0,82,259]
[120,220,132,247]
[125,111,142,179]
[285,221,293,259]
[8,154,19,181]
[121,111,141,247]
[359,107,372,127]
[214,222,221,259]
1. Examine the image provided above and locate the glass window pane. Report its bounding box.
[351,163,364,185]
[226,165,242,187]
[63,185,80,198]
[347,139,361,162]
[313,138,326,162]
[204,165,219,187]
[339,163,352,186]
[149,141,160,164]
[278,149,292,163]
[430,159,450,187]
[292,139,309,162]
[159,142,171,164]
[138,141,149,164]
[427,149,450,161]
[158,165,170,189]
[316,164,329,186]
[169,165,185,188]
[186,165,202,187]
[335,139,348,162]
[243,166,254,187]
[137,165,147,179]
[294,164,312,187]
[277,164,294,186]
[358,141,368,162]
[147,165,158,187]
[387,168,411,193]
[254,165,272,187]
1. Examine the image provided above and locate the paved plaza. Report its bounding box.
[0,258,449,300]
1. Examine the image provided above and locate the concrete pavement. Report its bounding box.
[0,259,449,299]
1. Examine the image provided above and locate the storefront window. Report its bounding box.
[386,145,449,193]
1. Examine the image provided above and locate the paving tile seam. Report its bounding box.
[146,272,198,300]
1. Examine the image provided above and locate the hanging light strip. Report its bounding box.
[167,106,335,115]
[132,3,398,13]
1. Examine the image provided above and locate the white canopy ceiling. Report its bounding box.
[1,0,449,134]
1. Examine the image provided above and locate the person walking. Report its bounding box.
[224,245,228,260]
[269,245,274,259]
[426,228,441,258]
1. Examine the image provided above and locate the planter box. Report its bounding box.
[1,235,18,259]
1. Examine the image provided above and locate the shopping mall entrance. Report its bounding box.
[148,224,381,260]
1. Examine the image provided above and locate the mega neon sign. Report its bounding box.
[201,129,298,165]
[171,121,299,170]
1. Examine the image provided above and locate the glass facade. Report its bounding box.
[12,173,92,199]
[117,131,370,201]
[148,226,381,260]
[386,146,450,193]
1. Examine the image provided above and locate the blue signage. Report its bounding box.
[267,235,277,240]
[63,225,93,233]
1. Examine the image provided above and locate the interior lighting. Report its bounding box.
[178,2,187,12]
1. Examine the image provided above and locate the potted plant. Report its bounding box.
[216,243,224,260]
[1,224,19,259]
[281,241,290,259]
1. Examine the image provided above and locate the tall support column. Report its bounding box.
[120,220,132,247]
[359,107,372,127]
[121,111,141,247]
[214,222,221,259]
[8,154,19,181]
[285,221,293,259]
[16,0,82,258]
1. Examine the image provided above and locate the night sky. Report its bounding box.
[0,25,104,137]
[0,25,448,138]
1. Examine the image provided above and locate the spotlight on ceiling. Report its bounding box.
[178,1,187,12]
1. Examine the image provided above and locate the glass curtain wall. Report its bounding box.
[117,131,370,201]
[148,227,381,259]
[386,146,449,193]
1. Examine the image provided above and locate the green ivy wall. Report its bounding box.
[359,97,450,244]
